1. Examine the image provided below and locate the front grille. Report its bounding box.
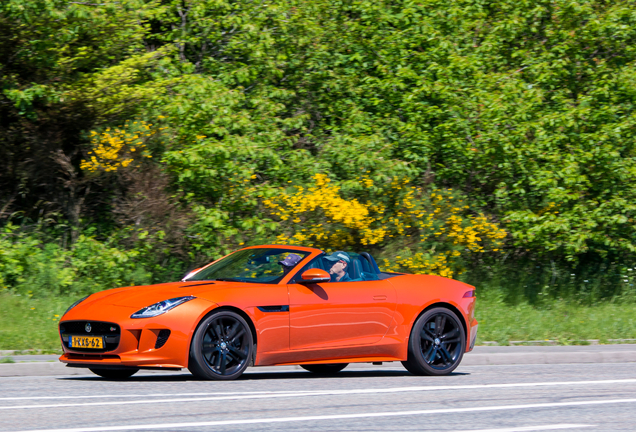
[61,321,119,334]
[60,321,121,353]
[155,330,171,349]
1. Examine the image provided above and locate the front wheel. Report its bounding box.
[402,307,466,376]
[300,363,348,375]
[188,310,253,380]
[89,368,138,380]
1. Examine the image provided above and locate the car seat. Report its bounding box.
[359,256,372,273]
[359,252,381,274]
[349,258,363,280]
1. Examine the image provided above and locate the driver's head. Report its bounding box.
[325,251,351,275]
[278,253,302,275]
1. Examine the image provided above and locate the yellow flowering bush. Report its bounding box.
[264,174,506,278]
[80,120,158,173]
[263,174,387,250]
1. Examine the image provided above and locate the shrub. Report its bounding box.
[0,224,152,298]
[264,174,506,278]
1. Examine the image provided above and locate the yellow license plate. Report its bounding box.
[70,336,103,349]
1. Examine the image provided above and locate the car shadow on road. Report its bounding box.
[239,370,470,380]
[58,370,469,382]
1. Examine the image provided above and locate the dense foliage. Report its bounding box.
[2,0,636,301]
[265,174,505,278]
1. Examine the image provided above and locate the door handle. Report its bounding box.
[373,295,387,301]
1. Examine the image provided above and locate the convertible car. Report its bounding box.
[58,245,478,380]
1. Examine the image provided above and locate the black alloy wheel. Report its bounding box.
[402,307,466,376]
[89,368,139,380]
[189,310,253,380]
[300,363,348,375]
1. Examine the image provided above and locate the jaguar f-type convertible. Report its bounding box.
[59,245,478,380]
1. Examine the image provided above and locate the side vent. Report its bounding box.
[155,330,171,349]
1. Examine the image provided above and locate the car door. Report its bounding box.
[287,277,397,350]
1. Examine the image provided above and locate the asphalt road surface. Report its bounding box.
[1,362,635,432]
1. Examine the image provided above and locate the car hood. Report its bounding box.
[83,280,241,310]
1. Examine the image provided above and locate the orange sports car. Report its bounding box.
[59,245,478,380]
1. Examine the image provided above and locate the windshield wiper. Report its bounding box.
[212,277,243,282]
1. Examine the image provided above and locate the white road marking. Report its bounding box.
[2,378,636,409]
[14,398,631,432]
[451,426,594,432]
[0,390,315,401]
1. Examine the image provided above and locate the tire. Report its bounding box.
[89,368,138,380]
[300,363,348,375]
[188,310,253,380]
[402,307,466,376]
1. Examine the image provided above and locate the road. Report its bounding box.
[1,360,635,432]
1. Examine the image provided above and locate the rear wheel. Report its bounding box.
[300,363,348,375]
[188,310,253,380]
[402,307,465,376]
[89,368,138,380]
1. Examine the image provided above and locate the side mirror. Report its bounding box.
[182,267,202,282]
[298,269,330,284]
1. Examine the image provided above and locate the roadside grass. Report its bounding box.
[476,291,636,345]
[0,293,72,352]
[0,292,634,351]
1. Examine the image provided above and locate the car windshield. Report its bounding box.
[186,248,310,284]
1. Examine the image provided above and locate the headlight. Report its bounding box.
[64,295,89,315]
[130,296,195,319]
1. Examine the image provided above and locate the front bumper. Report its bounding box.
[59,298,217,369]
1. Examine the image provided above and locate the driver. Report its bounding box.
[278,253,302,275]
[324,251,352,282]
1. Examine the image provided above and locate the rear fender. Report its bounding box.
[387,274,476,352]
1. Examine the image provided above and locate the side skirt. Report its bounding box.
[255,335,407,366]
